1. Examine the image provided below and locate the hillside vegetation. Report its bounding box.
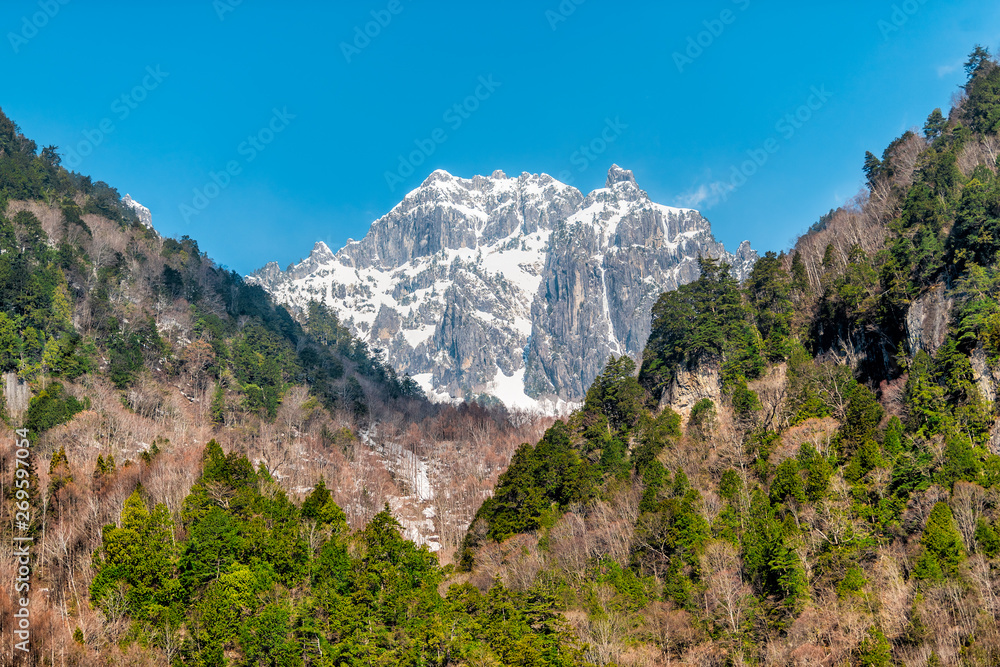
[3,45,1000,667]
[457,47,1000,666]
[0,98,555,664]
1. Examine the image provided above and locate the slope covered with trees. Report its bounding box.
[457,47,1000,666]
[0,103,558,664]
[4,44,1000,667]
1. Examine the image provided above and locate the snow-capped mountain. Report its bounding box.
[249,166,757,413]
[123,194,154,230]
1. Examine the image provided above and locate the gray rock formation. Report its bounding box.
[249,166,757,413]
[906,284,953,356]
[123,194,154,230]
[659,361,723,423]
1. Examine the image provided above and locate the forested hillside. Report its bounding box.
[458,47,1000,666]
[0,101,556,664]
[4,43,1000,667]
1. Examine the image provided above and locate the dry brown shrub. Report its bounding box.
[901,485,949,536]
[776,598,869,666]
[644,602,700,663]
[469,533,542,592]
[772,417,839,465]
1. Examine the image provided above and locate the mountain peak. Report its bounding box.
[311,241,334,259]
[421,169,454,187]
[606,164,638,189]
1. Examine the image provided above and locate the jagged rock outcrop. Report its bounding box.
[906,284,953,356]
[123,194,154,231]
[4,372,30,419]
[658,361,723,423]
[249,166,757,412]
[971,346,997,405]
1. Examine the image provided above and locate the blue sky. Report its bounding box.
[2,1,999,274]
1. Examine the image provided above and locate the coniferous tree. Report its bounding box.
[923,108,947,140]
[915,502,966,579]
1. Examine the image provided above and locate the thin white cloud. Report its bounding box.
[675,181,735,209]
[937,62,960,78]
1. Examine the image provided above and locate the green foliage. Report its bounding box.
[915,502,966,579]
[76,439,590,666]
[948,178,1000,268]
[47,445,73,499]
[304,300,421,404]
[0,311,22,371]
[836,566,867,599]
[462,420,598,562]
[740,490,809,614]
[688,398,716,440]
[90,490,180,622]
[642,257,760,396]
[883,416,904,456]
[790,251,808,292]
[591,559,654,612]
[937,436,984,487]
[838,385,884,458]
[635,482,710,606]
[924,108,947,140]
[804,453,833,502]
[301,478,348,533]
[746,251,794,362]
[903,334,994,447]
[582,355,645,437]
[904,351,949,436]
[975,518,1000,557]
[784,343,855,425]
[858,626,893,667]
[964,48,1000,133]
[719,469,743,503]
[107,318,165,389]
[632,407,680,473]
[210,381,225,425]
[965,45,995,81]
[730,377,761,417]
[94,453,116,479]
[23,382,84,440]
[770,458,805,505]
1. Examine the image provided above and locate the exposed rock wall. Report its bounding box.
[250,166,757,412]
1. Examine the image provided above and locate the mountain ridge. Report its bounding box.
[249,165,757,412]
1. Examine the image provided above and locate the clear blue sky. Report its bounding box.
[2,1,999,274]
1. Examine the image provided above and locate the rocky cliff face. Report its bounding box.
[249,166,757,413]
[123,194,154,231]
[905,284,953,356]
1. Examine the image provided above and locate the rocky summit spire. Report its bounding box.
[605,164,638,188]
